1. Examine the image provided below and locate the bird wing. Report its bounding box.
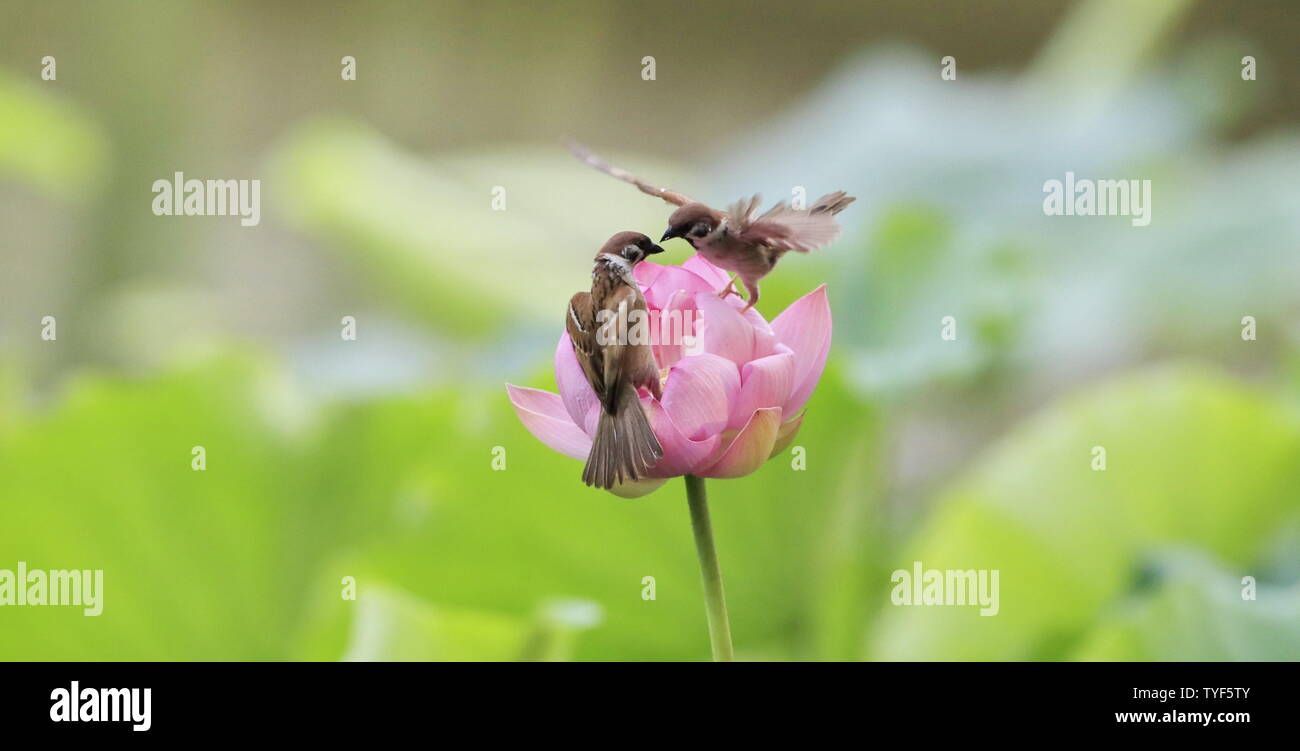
[567,141,695,207]
[734,195,852,252]
[566,291,605,401]
[809,190,856,216]
[596,284,643,413]
[724,194,763,227]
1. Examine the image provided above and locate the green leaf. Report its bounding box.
[0,70,107,199]
[1072,551,1300,661]
[868,366,1300,660]
[327,364,879,660]
[338,584,529,662]
[0,359,316,659]
[0,352,879,661]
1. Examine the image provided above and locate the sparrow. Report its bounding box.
[568,142,855,312]
[567,231,666,489]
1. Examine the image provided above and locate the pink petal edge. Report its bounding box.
[771,284,832,415]
[696,406,783,479]
[505,384,592,461]
[661,353,740,440]
[769,412,805,458]
[606,477,669,499]
[555,333,600,435]
[644,398,722,479]
[694,290,755,366]
[727,349,795,430]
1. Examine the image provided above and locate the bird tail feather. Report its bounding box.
[583,388,663,490]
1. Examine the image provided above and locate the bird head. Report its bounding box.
[596,231,664,269]
[661,203,721,247]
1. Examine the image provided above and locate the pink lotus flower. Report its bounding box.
[507,255,832,498]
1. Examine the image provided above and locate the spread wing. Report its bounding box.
[725,194,763,228]
[732,192,855,252]
[567,140,694,207]
[566,291,605,401]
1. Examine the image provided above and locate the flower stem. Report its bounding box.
[684,474,734,662]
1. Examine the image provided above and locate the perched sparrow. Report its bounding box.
[569,142,855,312]
[567,231,666,489]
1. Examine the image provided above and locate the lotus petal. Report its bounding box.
[506,384,592,460]
[644,398,722,478]
[696,407,782,479]
[662,353,740,439]
[644,263,719,309]
[652,289,700,369]
[695,290,755,366]
[607,476,669,499]
[771,284,831,415]
[769,412,805,458]
[555,333,600,435]
[728,348,795,430]
[683,254,732,288]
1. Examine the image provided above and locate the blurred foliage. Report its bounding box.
[0,355,882,660]
[1073,552,1300,661]
[1,0,1298,661]
[268,118,695,337]
[0,70,107,199]
[1,356,1295,660]
[870,366,1300,660]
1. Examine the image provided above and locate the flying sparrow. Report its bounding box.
[567,231,666,489]
[568,142,855,312]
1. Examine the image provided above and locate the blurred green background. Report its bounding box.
[1,0,1298,660]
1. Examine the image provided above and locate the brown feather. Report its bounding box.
[810,190,856,215]
[567,248,664,489]
[567,141,694,207]
[736,198,848,252]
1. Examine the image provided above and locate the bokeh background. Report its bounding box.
[1,0,1298,660]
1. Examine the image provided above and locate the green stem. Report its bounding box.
[684,474,734,661]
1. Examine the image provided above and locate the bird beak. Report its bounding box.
[660,228,679,242]
[648,243,666,255]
